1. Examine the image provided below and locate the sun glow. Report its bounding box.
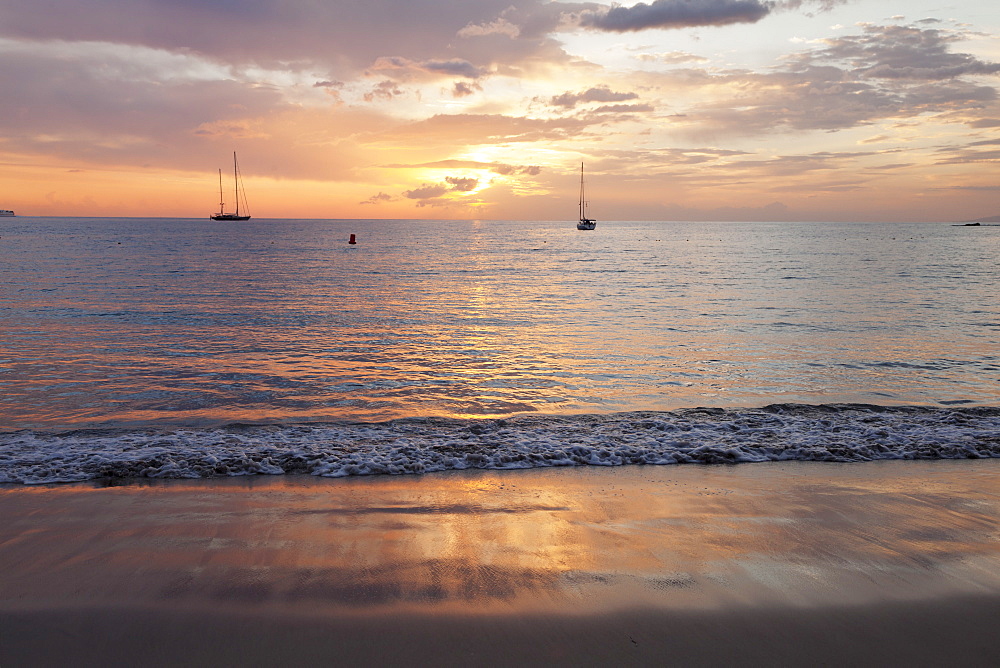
[1,1,997,221]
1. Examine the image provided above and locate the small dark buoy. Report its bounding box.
[349,233,357,245]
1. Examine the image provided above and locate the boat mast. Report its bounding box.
[218,168,224,215]
[579,162,586,221]
[232,152,240,216]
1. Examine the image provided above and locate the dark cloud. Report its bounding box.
[461,0,843,38]
[490,163,541,176]
[360,192,394,205]
[814,24,1000,80]
[402,175,479,201]
[422,59,487,79]
[445,176,479,191]
[671,23,1000,138]
[458,3,575,40]
[364,80,405,102]
[370,56,488,80]
[453,81,482,97]
[901,80,996,108]
[0,0,516,73]
[579,0,771,32]
[404,184,449,199]
[550,86,639,108]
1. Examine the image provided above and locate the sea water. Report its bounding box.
[1,217,998,483]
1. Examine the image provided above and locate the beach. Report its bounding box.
[2,459,999,666]
[6,0,1000,659]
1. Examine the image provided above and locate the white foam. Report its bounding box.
[1,404,998,484]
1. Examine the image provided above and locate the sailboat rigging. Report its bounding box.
[576,162,596,230]
[210,152,251,221]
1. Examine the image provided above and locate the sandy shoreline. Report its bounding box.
[2,460,999,666]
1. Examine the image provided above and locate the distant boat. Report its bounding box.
[0,209,14,217]
[576,162,596,230]
[962,214,1000,224]
[210,152,251,221]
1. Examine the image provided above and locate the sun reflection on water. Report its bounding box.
[2,218,998,428]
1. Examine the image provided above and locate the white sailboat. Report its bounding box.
[576,162,596,230]
[210,152,251,221]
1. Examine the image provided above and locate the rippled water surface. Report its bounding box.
[2,218,998,429]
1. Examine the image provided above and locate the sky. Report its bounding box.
[1,0,998,221]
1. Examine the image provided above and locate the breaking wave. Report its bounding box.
[2,404,999,485]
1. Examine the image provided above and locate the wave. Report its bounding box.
[2,404,999,485]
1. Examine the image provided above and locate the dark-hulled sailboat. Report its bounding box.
[211,152,251,221]
[576,162,596,230]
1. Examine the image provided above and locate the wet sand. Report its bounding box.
[2,460,999,666]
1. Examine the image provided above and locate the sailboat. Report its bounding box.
[576,162,596,230]
[210,152,251,221]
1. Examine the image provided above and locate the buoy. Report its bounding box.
[349,233,357,245]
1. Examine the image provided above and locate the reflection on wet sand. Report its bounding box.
[2,460,999,618]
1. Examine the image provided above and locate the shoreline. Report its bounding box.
[4,403,1000,484]
[2,460,999,665]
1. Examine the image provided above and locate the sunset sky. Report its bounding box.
[1,0,998,221]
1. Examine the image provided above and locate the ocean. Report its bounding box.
[1,217,998,483]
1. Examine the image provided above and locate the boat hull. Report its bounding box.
[210,214,251,221]
[577,219,596,230]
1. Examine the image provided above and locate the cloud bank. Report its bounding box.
[0,1,997,221]
[580,0,771,32]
